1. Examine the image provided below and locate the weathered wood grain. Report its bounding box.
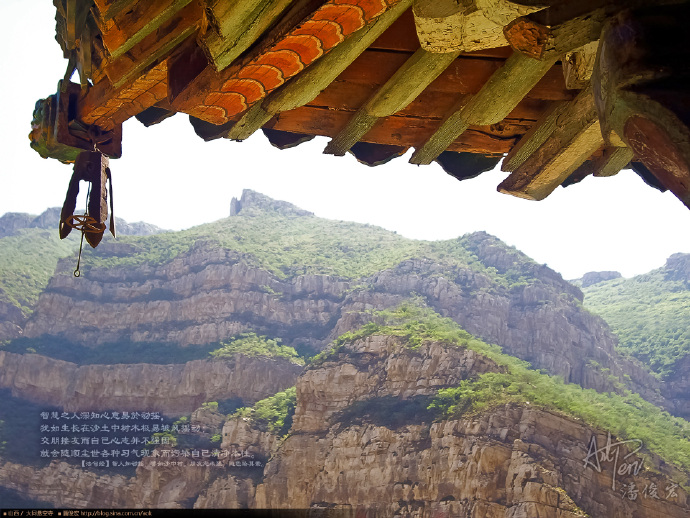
[413,0,544,53]
[410,51,556,165]
[324,48,460,155]
[498,85,604,200]
[203,0,297,71]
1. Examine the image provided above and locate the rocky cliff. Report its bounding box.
[19,229,669,415]
[0,350,301,415]
[1,332,686,515]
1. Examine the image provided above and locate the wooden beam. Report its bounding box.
[563,40,598,90]
[324,48,460,156]
[593,5,690,209]
[100,0,138,22]
[103,1,200,89]
[203,0,297,71]
[497,86,604,200]
[413,0,544,53]
[98,0,193,60]
[504,10,606,61]
[410,51,556,165]
[592,146,634,177]
[502,101,568,172]
[226,0,414,141]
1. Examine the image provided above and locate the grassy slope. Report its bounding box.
[81,204,528,284]
[583,271,690,378]
[0,229,77,317]
[314,303,690,477]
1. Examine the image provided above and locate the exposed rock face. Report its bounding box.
[0,351,301,415]
[245,336,687,515]
[230,189,314,218]
[24,246,347,349]
[0,293,24,340]
[665,253,690,283]
[248,408,688,517]
[20,235,671,416]
[581,271,623,287]
[293,335,501,433]
[3,334,686,514]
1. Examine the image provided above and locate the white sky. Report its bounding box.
[2,1,690,280]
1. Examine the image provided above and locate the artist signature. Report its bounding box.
[583,432,643,490]
[582,433,679,502]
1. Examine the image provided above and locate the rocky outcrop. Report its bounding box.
[214,336,690,516]
[0,351,301,415]
[581,271,623,287]
[229,189,313,218]
[665,253,690,283]
[1,334,686,514]
[20,236,671,416]
[293,335,500,432]
[24,245,348,348]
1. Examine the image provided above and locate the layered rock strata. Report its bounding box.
[0,351,302,415]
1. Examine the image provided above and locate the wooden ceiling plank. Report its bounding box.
[497,85,604,200]
[413,0,544,54]
[269,104,519,154]
[410,51,556,165]
[226,0,414,141]
[203,0,297,71]
[324,47,460,156]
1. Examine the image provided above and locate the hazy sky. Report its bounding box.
[2,1,690,280]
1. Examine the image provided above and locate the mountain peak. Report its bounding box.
[229,190,314,217]
[664,253,690,282]
[580,271,622,287]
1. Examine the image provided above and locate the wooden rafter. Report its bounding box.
[497,85,604,200]
[409,51,557,165]
[323,47,460,156]
[225,0,414,141]
[202,0,298,72]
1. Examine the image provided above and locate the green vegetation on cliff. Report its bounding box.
[232,387,296,437]
[0,229,77,317]
[210,333,304,365]
[77,193,548,290]
[582,264,690,379]
[325,302,690,475]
